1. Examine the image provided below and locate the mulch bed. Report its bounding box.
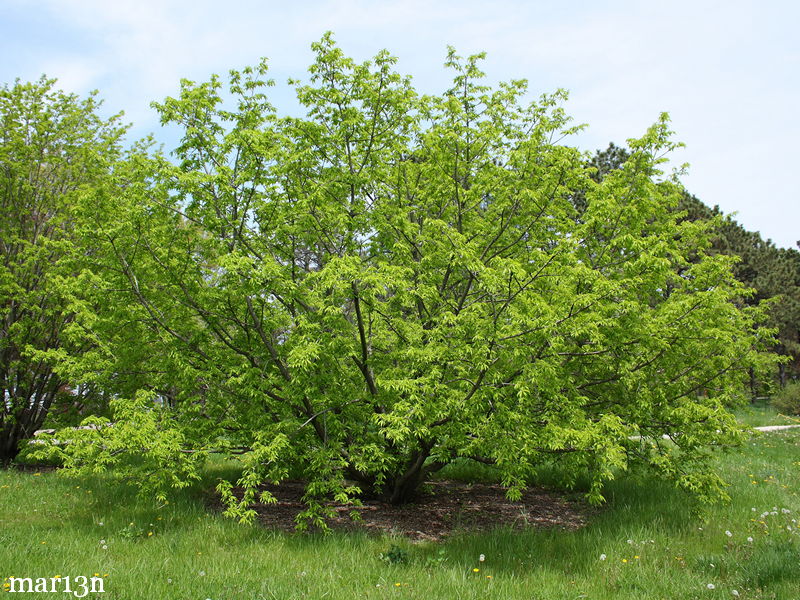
[211,480,591,541]
[9,462,60,473]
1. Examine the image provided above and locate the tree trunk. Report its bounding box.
[0,429,21,467]
[386,443,447,505]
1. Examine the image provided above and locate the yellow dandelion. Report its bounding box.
[622,559,628,563]
[473,568,480,572]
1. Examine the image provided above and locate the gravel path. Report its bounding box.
[753,424,800,432]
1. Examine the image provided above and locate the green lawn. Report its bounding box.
[734,398,798,428]
[2,426,798,599]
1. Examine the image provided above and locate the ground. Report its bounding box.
[215,480,591,541]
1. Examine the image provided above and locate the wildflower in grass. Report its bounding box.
[707,583,715,590]
[479,554,485,562]
[599,554,607,561]
[725,530,732,537]
[102,545,108,550]
[732,590,740,597]
[473,568,480,573]
[199,571,205,577]
[622,559,628,563]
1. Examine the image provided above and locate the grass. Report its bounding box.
[1,407,798,599]
[733,397,798,428]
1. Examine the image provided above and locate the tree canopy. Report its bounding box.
[0,77,126,464]
[28,36,775,524]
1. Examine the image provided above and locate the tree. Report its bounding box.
[38,37,774,523]
[590,143,800,391]
[0,77,126,464]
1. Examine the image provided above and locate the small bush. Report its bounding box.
[771,382,800,416]
[379,544,410,565]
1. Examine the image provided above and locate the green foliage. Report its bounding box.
[590,142,800,391]
[0,77,126,463]
[771,381,800,416]
[36,35,776,524]
[379,543,410,565]
[32,391,206,502]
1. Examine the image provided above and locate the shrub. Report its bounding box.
[771,382,800,416]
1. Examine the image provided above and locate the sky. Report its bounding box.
[2,0,798,248]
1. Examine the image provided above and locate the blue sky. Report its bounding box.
[2,0,798,248]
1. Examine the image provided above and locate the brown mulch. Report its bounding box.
[10,462,60,473]
[212,480,591,541]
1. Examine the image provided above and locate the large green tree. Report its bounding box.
[0,78,126,464]
[39,37,773,523]
[590,143,800,391]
